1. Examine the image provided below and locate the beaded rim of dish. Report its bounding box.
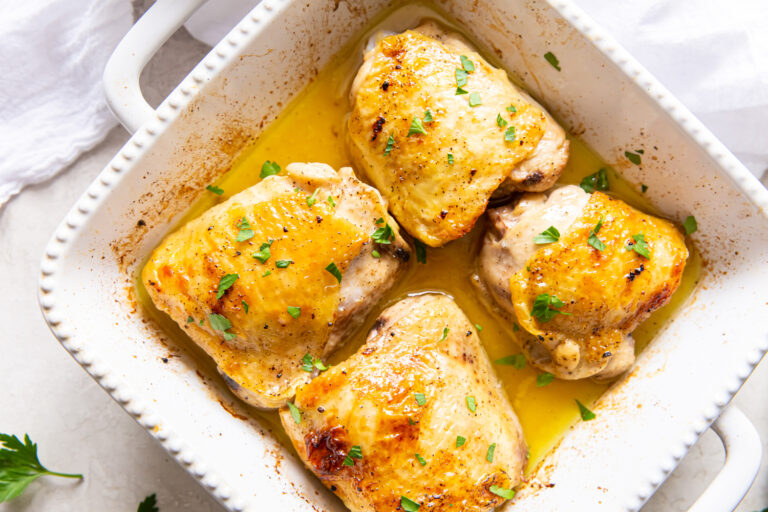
[37,0,768,511]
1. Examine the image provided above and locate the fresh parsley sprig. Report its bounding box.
[137,493,159,512]
[0,433,82,503]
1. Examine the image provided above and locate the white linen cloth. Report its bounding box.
[0,0,131,206]
[186,0,768,178]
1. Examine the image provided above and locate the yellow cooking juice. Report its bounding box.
[136,10,700,473]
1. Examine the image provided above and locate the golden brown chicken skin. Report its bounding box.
[280,294,527,512]
[475,186,688,379]
[348,23,567,247]
[142,163,410,409]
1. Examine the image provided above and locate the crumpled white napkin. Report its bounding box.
[186,0,768,179]
[0,0,131,207]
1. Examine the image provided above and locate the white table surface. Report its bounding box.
[1,3,766,512]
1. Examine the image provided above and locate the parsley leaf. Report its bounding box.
[206,185,223,195]
[384,134,395,156]
[641,184,648,193]
[137,493,159,512]
[401,496,420,512]
[625,151,642,165]
[216,273,239,299]
[455,68,468,87]
[466,396,477,412]
[372,250,381,258]
[260,160,281,178]
[325,262,342,283]
[579,168,609,193]
[415,393,427,406]
[328,195,336,207]
[683,215,698,235]
[460,55,475,72]
[236,217,255,242]
[489,485,515,500]
[252,240,273,263]
[506,105,517,113]
[415,239,427,264]
[408,117,427,137]
[537,373,555,387]
[627,233,650,258]
[504,126,516,142]
[414,453,427,466]
[306,189,318,208]
[494,354,526,369]
[438,327,449,342]
[208,313,236,340]
[241,300,249,314]
[301,353,314,372]
[456,436,466,447]
[342,445,363,466]
[588,218,606,251]
[544,51,561,71]
[275,259,293,268]
[287,306,301,319]
[0,433,82,503]
[286,401,301,424]
[469,92,482,107]
[447,153,454,165]
[534,226,560,244]
[456,86,469,95]
[531,293,571,322]
[186,316,194,324]
[423,109,434,123]
[486,443,496,462]
[371,223,395,244]
[496,113,508,128]
[576,399,596,421]
[474,323,483,331]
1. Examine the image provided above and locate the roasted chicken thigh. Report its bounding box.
[280,294,527,512]
[142,163,410,408]
[475,185,688,379]
[348,22,568,247]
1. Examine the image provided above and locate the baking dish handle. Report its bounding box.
[103,0,208,133]
[686,405,762,512]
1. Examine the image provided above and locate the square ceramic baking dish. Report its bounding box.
[39,0,768,510]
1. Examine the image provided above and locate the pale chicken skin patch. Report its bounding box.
[142,163,410,409]
[280,294,527,512]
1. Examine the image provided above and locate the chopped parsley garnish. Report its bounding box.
[460,55,475,72]
[400,496,420,512]
[286,401,301,424]
[275,259,293,268]
[187,316,194,323]
[466,396,477,412]
[456,436,466,447]
[415,239,427,264]
[423,109,434,123]
[252,240,273,263]
[494,354,526,369]
[455,68,468,87]
[625,151,642,165]
[301,353,314,372]
[641,184,648,193]
[506,105,517,113]
[262,270,271,277]
[513,323,520,331]
[375,217,384,224]
[627,233,650,258]
[415,393,427,406]
[534,226,560,244]
[537,373,555,387]
[286,306,301,319]
[580,168,609,193]
[456,87,469,95]
[414,453,427,466]
[496,113,508,128]
[260,160,281,178]
[206,185,223,195]
[342,445,362,466]
[486,443,496,462]
[371,223,395,244]
[408,417,417,425]
[408,117,427,136]
[532,293,571,322]
[474,323,483,331]
[216,273,239,299]
[489,485,515,500]
[325,262,342,283]
[447,153,454,165]
[468,92,482,107]
[384,134,395,155]
[208,313,236,340]
[544,51,561,71]
[683,215,698,235]
[242,300,249,314]
[438,327,449,341]
[588,218,606,251]
[137,493,158,512]
[328,195,336,207]
[504,126,516,142]
[306,189,318,208]
[236,217,255,242]
[372,250,381,258]
[576,399,596,421]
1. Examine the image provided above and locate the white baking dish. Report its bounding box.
[39,0,768,510]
